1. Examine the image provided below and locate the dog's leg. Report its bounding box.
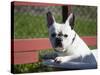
[54,55,82,63]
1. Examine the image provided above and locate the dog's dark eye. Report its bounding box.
[64,34,68,38]
[58,33,63,37]
[51,33,56,37]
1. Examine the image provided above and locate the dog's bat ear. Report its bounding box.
[47,11,55,28]
[66,13,75,29]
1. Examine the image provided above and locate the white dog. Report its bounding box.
[43,11,97,69]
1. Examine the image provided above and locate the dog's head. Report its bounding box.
[46,11,75,52]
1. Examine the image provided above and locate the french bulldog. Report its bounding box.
[46,11,97,68]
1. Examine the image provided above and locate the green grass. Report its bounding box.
[13,13,97,73]
[14,13,62,39]
[14,13,97,39]
[75,17,97,36]
[13,62,55,74]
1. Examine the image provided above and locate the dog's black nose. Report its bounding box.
[55,38,62,47]
[56,38,61,42]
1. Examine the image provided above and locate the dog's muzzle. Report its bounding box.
[55,38,63,50]
[55,38,62,47]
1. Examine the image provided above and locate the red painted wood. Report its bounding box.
[13,1,65,6]
[13,38,52,52]
[12,36,96,64]
[12,51,38,64]
[82,36,97,46]
[13,36,96,52]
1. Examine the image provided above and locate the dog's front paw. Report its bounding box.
[54,57,63,64]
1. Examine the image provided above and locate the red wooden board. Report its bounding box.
[12,51,38,64]
[12,36,96,64]
[13,1,65,6]
[13,38,52,52]
[13,37,96,52]
[82,36,97,46]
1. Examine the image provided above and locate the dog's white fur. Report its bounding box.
[46,12,97,69]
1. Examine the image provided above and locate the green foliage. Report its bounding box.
[14,13,96,39]
[14,13,48,38]
[14,13,62,39]
[75,17,97,36]
[13,62,55,74]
